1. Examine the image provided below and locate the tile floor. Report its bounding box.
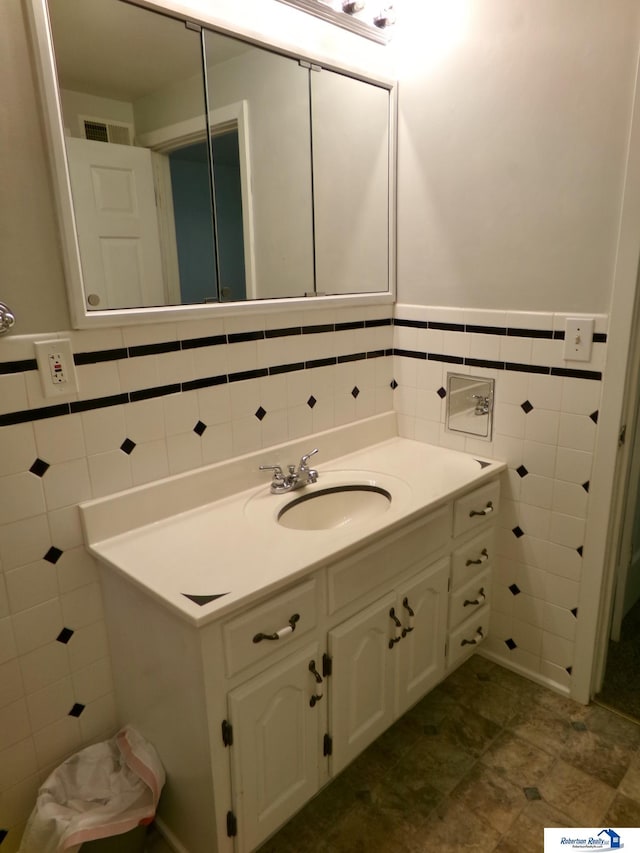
[146,654,640,853]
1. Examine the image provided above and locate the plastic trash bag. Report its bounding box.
[19,725,165,853]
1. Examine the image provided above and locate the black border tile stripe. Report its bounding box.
[181,334,227,350]
[129,341,180,357]
[428,352,464,364]
[182,375,227,391]
[551,366,603,380]
[0,402,70,426]
[335,321,365,331]
[426,321,465,332]
[393,318,428,329]
[265,327,301,339]
[70,393,129,413]
[228,367,268,383]
[130,383,181,402]
[393,349,603,380]
[338,352,367,363]
[269,362,305,375]
[305,356,337,369]
[228,330,264,343]
[465,325,507,336]
[365,318,392,328]
[0,358,38,374]
[303,323,335,335]
[506,328,553,339]
[394,348,426,360]
[74,348,127,365]
[466,358,505,370]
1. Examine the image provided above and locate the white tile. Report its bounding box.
[500,468,522,502]
[528,374,564,411]
[493,402,526,439]
[197,384,232,426]
[47,506,84,551]
[334,393,357,427]
[19,642,70,694]
[260,408,290,449]
[506,311,554,332]
[394,325,418,351]
[313,395,337,432]
[415,360,444,393]
[87,450,133,499]
[522,440,557,478]
[469,333,501,361]
[492,435,525,468]
[393,386,417,417]
[442,330,470,359]
[258,373,288,413]
[42,459,92,511]
[31,714,82,770]
[413,418,440,445]
[545,574,580,609]
[0,514,50,570]
[12,599,63,655]
[130,439,170,486]
[71,657,113,704]
[0,659,24,710]
[561,377,602,415]
[499,336,532,365]
[5,561,59,614]
[518,503,551,541]
[124,398,165,443]
[79,692,117,745]
[511,617,543,655]
[56,547,98,594]
[508,647,542,675]
[122,323,178,348]
[515,563,547,600]
[61,583,103,630]
[0,575,7,619]
[394,355,419,389]
[414,387,442,422]
[25,370,78,410]
[176,316,225,340]
[520,474,554,510]
[81,405,127,455]
[0,699,31,751]
[531,338,564,368]
[549,512,586,550]
[543,603,577,641]
[0,617,17,666]
[493,372,528,406]
[163,391,199,437]
[200,423,234,466]
[0,473,45,524]
[26,676,75,732]
[118,354,159,394]
[287,404,313,440]
[190,343,228,381]
[0,423,36,477]
[66,621,109,672]
[524,408,559,445]
[225,312,266,335]
[155,348,192,385]
[1,771,40,828]
[166,432,203,475]
[513,591,545,629]
[539,660,571,690]
[552,481,589,518]
[0,373,28,416]
[558,412,596,452]
[67,327,124,354]
[465,309,508,328]
[33,414,85,464]
[555,447,592,485]
[0,738,38,792]
[75,361,121,400]
[541,632,574,669]
[546,542,583,581]
[229,377,261,419]
[226,340,259,374]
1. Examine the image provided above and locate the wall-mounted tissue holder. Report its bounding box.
[446,373,495,440]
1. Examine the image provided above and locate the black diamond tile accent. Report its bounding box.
[437,386,447,399]
[182,592,229,606]
[521,400,534,414]
[509,584,521,596]
[524,787,541,801]
[193,420,207,436]
[582,481,590,493]
[577,546,584,557]
[255,406,267,421]
[589,410,599,424]
[29,458,50,477]
[566,666,573,675]
[516,465,528,478]
[512,526,524,538]
[571,607,578,618]
[505,638,517,650]
[44,546,63,564]
[390,379,398,390]
[68,703,85,718]
[56,627,74,644]
[571,720,587,731]
[0,830,7,844]
[307,395,317,409]
[351,386,360,399]
[120,438,136,455]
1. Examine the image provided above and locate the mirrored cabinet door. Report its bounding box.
[311,69,390,295]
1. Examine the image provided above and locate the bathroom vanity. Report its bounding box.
[80,415,505,853]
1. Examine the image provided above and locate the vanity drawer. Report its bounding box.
[447,609,490,669]
[449,568,491,631]
[453,480,500,538]
[328,506,451,614]
[223,578,319,677]
[450,529,494,590]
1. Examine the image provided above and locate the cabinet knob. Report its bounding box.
[461,626,485,647]
[401,597,415,637]
[253,613,300,643]
[463,587,486,608]
[309,660,323,707]
[388,607,402,648]
[465,548,489,566]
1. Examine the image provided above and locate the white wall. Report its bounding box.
[393,0,640,312]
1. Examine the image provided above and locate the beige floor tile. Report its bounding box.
[536,758,616,825]
[618,751,640,803]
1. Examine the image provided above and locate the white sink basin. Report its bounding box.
[277,484,391,531]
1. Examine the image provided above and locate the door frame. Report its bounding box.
[572,45,640,703]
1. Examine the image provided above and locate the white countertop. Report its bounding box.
[80,417,506,626]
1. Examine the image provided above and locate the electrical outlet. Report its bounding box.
[564,317,594,362]
[34,339,80,398]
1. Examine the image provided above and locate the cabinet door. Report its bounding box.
[228,643,324,853]
[396,558,449,718]
[329,593,396,775]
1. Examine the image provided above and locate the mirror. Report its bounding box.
[31,0,395,325]
[446,374,495,440]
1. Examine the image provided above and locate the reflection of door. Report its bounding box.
[66,137,165,309]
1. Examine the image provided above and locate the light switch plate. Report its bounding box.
[34,338,80,398]
[564,317,594,362]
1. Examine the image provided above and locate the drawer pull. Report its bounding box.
[309,659,323,707]
[389,607,402,648]
[461,627,485,647]
[469,501,493,518]
[463,587,486,608]
[401,597,415,636]
[466,548,489,566]
[253,613,300,643]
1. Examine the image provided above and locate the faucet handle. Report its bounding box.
[299,448,319,468]
[259,464,284,480]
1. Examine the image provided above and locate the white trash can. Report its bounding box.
[19,726,165,853]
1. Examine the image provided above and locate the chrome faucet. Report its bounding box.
[472,394,491,416]
[260,448,319,494]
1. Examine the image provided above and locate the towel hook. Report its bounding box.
[0,302,15,335]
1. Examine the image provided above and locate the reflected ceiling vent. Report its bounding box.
[81,117,133,145]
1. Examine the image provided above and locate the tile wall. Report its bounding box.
[0,300,608,849]
[0,304,394,850]
[392,304,607,694]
